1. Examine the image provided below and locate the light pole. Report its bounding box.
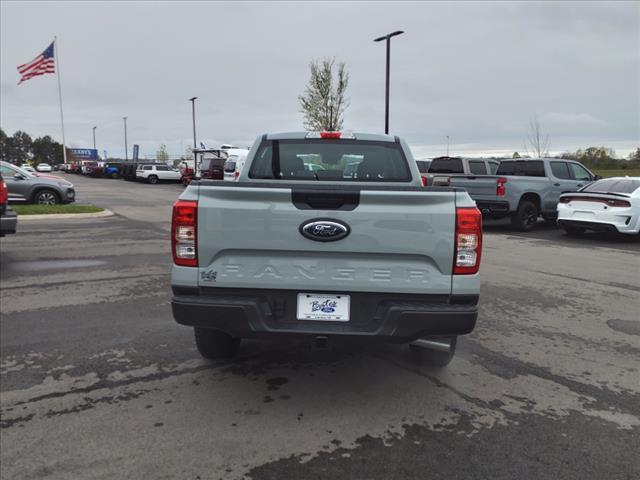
[189,97,198,165]
[92,126,97,150]
[123,117,128,161]
[446,135,450,156]
[374,30,404,135]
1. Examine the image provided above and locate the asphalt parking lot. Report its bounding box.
[1,175,639,480]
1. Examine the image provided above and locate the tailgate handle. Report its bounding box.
[292,189,360,210]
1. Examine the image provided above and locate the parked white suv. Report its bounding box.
[136,164,181,184]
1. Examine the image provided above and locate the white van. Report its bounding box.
[223,148,249,181]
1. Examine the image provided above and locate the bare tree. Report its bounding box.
[298,58,349,131]
[526,114,550,158]
[156,144,169,163]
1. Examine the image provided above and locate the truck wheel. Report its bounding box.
[409,337,457,368]
[147,175,159,184]
[511,200,538,231]
[33,189,60,205]
[194,328,240,359]
[561,225,586,236]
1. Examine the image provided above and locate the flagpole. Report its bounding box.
[54,36,67,164]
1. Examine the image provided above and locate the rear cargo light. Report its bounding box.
[320,131,342,139]
[496,177,507,196]
[453,207,482,275]
[172,200,197,267]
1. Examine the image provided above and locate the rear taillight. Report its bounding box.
[0,181,7,204]
[234,170,240,180]
[172,200,197,267]
[560,196,630,207]
[421,175,428,187]
[496,177,507,196]
[454,207,482,275]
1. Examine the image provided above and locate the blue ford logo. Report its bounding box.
[300,219,350,242]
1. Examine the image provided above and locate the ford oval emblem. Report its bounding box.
[300,219,350,242]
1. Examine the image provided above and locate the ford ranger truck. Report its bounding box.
[171,132,482,367]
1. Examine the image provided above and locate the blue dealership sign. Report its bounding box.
[70,148,98,160]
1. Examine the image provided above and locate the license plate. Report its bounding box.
[296,294,350,322]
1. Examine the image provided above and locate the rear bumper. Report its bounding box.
[558,219,638,234]
[475,200,510,216]
[172,287,478,343]
[0,207,18,236]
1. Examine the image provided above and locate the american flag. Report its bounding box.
[17,42,55,85]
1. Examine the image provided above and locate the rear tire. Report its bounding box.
[147,175,159,184]
[194,328,240,360]
[511,200,538,232]
[562,224,586,236]
[409,337,457,368]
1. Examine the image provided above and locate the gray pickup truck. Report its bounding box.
[171,132,483,367]
[448,158,598,231]
[426,156,500,186]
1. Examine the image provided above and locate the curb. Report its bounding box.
[17,209,115,221]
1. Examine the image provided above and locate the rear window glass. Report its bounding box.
[468,160,487,175]
[416,160,430,173]
[428,157,464,174]
[249,139,411,182]
[224,161,237,172]
[550,162,571,179]
[497,161,546,177]
[488,161,499,174]
[581,178,640,194]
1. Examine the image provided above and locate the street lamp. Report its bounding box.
[92,126,97,150]
[123,117,128,161]
[189,97,198,165]
[373,30,404,135]
[446,135,450,156]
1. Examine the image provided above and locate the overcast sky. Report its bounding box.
[1,1,639,159]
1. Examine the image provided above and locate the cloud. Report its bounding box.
[1,1,638,158]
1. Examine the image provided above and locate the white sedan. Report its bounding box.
[557,177,640,235]
[36,163,52,172]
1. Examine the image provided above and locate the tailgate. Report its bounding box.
[448,176,499,198]
[196,185,457,295]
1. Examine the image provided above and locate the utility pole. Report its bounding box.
[92,126,97,150]
[373,30,404,134]
[189,97,198,166]
[446,135,450,156]
[123,117,128,161]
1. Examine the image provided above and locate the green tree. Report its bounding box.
[0,128,8,162]
[156,144,169,163]
[298,58,349,131]
[1,130,33,164]
[32,135,64,165]
[512,151,521,158]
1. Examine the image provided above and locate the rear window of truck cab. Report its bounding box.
[496,160,545,177]
[428,157,464,174]
[248,139,411,182]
